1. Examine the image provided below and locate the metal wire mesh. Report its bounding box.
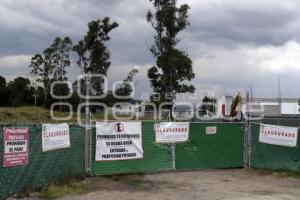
[250,120,300,171]
[175,122,244,170]
[3,118,300,199]
[91,122,245,175]
[91,121,173,175]
[0,124,85,199]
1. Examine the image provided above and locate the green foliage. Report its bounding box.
[6,77,35,106]
[29,54,43,78]
[0,75,5,87]
[29,37,73,107]
[39,179,88,200]
[74,17,119,96]
[50,37,73,81]
[0,75,9,106]
[147,0,195,100]
[29,54,43,106]
[0,76,41,107]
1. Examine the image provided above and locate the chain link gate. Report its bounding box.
[90,121,245,175]
[243,90,300,171]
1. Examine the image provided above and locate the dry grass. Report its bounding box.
[0,106,133,123]
[39,179,88,200]
[0,106,80,123]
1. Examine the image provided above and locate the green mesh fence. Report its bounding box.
[176,123,244,170]
[91,122,245,175]
[251,122,300,171]
[7,120,297,198]
[0,124,85,199]
[91,121,173,175]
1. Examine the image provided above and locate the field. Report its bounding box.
[0,107,71,123]
[0,106,116,123]
[15,169,300,200]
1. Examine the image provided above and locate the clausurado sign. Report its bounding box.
[155,122,189,143]
[259,124,298,147]
[95,121,143,161]
[3,128,29,168]
[42,123,70,152]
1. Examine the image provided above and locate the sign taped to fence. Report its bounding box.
[155,122,189,143]
[3,128,29,168]
[259,124,298,147]
[95,121,143,161]
[42,123,70,152]
[206,126,217,135]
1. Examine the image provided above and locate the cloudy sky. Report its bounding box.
[0,0,300,99]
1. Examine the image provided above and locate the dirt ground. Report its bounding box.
[55,169,300,200]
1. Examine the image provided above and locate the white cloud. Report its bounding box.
[191,40,300,97]
[0,54,31,70]
[0,0,300,98]
[258,41,300,73]
[0,54,31,80]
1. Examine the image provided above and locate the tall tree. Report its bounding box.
[50,37,73,81]
[29,54,43,106]
[29,50,54,106]
[29,37,72,107]
[147,0,195,102]
[48,37,73,110]
[74,17,119,96]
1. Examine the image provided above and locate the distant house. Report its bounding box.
[217,96,299,117]
[247,98,299,117]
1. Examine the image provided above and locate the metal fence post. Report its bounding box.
[244,91,252,168]
[244,91,249,168]
[169,108,176,170]
[245,91,253,168]
[171,143,176,170]
[247,116,252,168]
[85,75,92,176]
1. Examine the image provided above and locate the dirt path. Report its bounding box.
[57,169,300,200]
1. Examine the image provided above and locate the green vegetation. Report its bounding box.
[0,106,53,123]
[0,106,146,123]
[273,170,300,178]
[147,0,195,103]
[252,169,300,179]
[39,179,88,200]
[12,177,89,199]
[0,17,138,111]
[0,106,87,123]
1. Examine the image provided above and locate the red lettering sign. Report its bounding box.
[3,128,29,167]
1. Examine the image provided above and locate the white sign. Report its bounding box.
[206,126,217,135]
[259,124,298,147]
[95,121,143,161]
[155,122,189,143]
[42,123,70,152]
